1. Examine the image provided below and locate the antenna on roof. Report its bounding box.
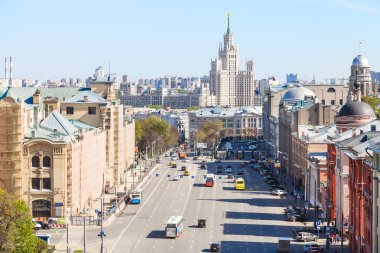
[359,41,362,54]
[108,61,111,76]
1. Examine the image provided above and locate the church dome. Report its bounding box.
[337,101,375,117]
[281,86,315,102]
[352,55,369,67]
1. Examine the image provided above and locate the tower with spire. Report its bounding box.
[209,14,255,107]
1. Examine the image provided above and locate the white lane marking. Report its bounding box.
[110,165,172,253]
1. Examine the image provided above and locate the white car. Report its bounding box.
[271,189,287,196]
[303,243,320,252]
[172,176,179,181]
[184,159,190,163]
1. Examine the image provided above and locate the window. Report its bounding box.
[322,100,325,105]
[43,156,51,167]
[339,99,343,105]
[32,178,40,190]
[32,156,40,167]
[331,100,335,105]
[66,107,74,115]
[42,178,51,190]
[88,107,96,115]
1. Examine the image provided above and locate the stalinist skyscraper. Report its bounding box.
[210,14,255,107]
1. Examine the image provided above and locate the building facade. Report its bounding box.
[209,15,255,107]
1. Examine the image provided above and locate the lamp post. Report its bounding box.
[326,201,333,249]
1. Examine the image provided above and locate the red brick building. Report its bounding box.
[326,144,337,224]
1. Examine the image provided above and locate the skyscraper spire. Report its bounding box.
[226,13,230,36]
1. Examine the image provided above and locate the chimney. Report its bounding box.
[33,89,41,104]
[5,57,8,80]
[83,96,88,102]
[9,57,12,79]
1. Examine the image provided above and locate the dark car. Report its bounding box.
[237,170,244,175]
[227,173,234,179]
[172,164,177,168]
[210,242,221,252]
[36,221,51,229]
[216,169,222,174]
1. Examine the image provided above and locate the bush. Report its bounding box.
[36,238,48,252]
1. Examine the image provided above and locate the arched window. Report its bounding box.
[327,88,336,93]
[43,156,51,167]
[32,156,40,167]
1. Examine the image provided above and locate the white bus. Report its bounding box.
[165,216,184,238]
[206,173,215,180]
[130,189,143,204]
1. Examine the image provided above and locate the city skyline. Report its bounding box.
[0,0,379,82]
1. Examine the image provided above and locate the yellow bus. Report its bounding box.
[235,178,245,190]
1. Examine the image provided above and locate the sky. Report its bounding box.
[0,0,379,83]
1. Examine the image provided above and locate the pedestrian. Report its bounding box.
[336,235,340,244]
[331,234,335,244]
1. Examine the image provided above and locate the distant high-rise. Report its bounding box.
[286,73,298,83]
[209,14,255,106]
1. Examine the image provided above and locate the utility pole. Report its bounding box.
[99,173,106,253]
[83,203,86,253]
[67,221,69,253]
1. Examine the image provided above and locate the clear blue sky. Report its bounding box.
[0,0,379,82]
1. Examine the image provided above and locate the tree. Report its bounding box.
[362,95,380,117]
[196,121,224,148]
[187,106,200,111]
[135,115,179,158]
[146,104,163,110]
[0,189,39,253]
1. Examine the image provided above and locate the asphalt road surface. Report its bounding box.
[81,156,307,253]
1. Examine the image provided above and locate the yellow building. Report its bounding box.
[0,78,135,218]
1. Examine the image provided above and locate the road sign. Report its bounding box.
[305,203,308,209]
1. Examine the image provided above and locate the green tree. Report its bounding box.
[362,95,380,118]
[0,189,38,253]
[146,104,163,110]
[196,121,224,148]
[135,115,179,158]
[187,106,200,111]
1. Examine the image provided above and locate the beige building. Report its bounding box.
[0,75,135,218]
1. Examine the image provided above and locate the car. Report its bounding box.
[226,165,232,169]
[216,169,222,174]
[267,179,278,184]
[227,173,234,179]
[296,232,318,242]
[209,242,221,252]
[226,168,232,174]
[165,153,170,157]
[303,243,320,253]
[181,166,187,171]
[172,164,177,168]
[172,176,179,181]
[269,183,280,188]
[184,170,190,176]
[237,170,244,175]
[271,189,287,196]
[184,159,190,163]
[171,157,178,160]
[215,159,222,163]
[288,213,307,222]
[249,159,255,164]
[193,156,199,160]
[36,221,51,229]
[32,219,42,230]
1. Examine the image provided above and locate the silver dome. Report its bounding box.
[281,86,315,102]
[352,55,369,67]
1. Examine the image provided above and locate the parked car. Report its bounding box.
[237,170,244,175]
[193,156,199,160]
[288,213,307,222]
[184,170,190,176]
[172,176,179,181]
[209,242,221,252]
[268,182,280,188]
[215,159,222,163]
[271,189,287,196]
[216,168,222,174]
[172,164,177,168]
[296,232,318,242]
[32,219,41,230]
[303,243,321,253]
[226,168,232,174]
[181,166,187,171]
[165,153,170,157]
[227,173,234,179]
[36,221,51,229]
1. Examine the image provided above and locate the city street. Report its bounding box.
[47,155,331,253]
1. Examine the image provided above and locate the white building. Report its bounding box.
[209,15,255,107]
